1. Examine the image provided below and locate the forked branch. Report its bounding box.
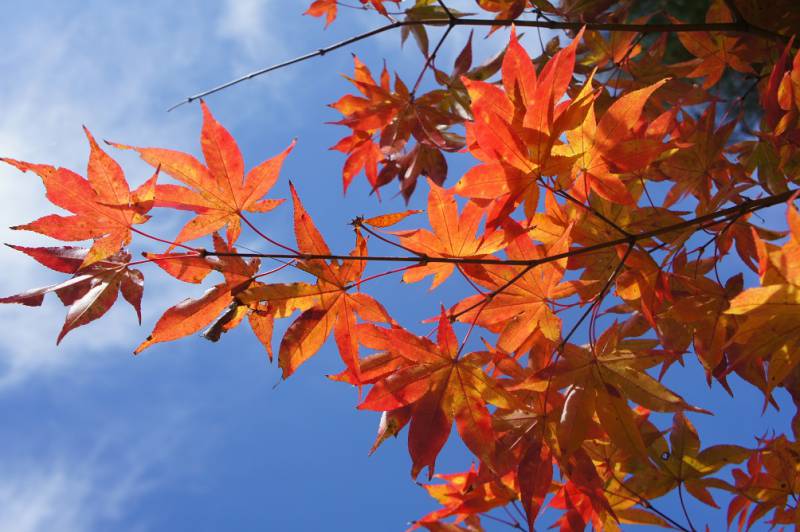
[169,14,787,110]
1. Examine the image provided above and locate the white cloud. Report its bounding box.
[216,0,288,63]
[0,417,184,532]
[0,5,235,387]
[0,465,134,532]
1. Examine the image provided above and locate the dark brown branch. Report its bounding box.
[723,0,746,24]
[168,16,787,110]
[435,0,454,21]
[553,188,631,237]
[204,189,796,266]
[410,21,454,96]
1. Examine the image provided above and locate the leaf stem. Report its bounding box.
[252,260,296,280]
[677,482,698,532]
[344,263,416,290]
[239,212,299,254]
[358,223,424,256]
[130,226,201,253]
[410,23,454,97]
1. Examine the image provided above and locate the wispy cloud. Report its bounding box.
[0,4,244,387]
[0,413,187,532]
[217,0,289,63]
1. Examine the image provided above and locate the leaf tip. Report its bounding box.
[133,337,153,355]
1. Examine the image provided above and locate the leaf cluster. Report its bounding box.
[4,0,800,530]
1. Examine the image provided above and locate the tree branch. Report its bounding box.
[203,189,797,267]
[169,16,787,110]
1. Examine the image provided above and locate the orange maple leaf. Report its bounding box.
[305,0,396,26]
[112,101,293,246]
[398,179,512,289]
[304,0,337,27]
[412,467,517,529]
[557,79,668,204]
[238,183,392,378]
[670,2,755,90]
[358,312,516,479]
[454,224,575,354]
[2,128,157,267]
[134,233,262,353]
[458,29,588,218]
[726,203,800,397]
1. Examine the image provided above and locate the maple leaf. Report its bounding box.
[453,224,574,354]
[726,203,800,397]
[304,0,337,27]
[134,233,261,353]
[458,29,588,218]
[0,245,144,343]
[398,179,512,289]
[670,1,755,90]
[549,449,616,531]
[726,436,800,530]
[476,0,529,27]
[306,0,397,26]
[761,39,800,138]
[237,183,391,378]
[358,312,516,479]
[581,20,647,70]
[330,57,463,198]
[412,467,517,529]
[112,101,293,246]
[1,128,157,267]
[658,103,737,209]
[625,412,750,508]
[556,79,669,204]
[543,323,708,464]
[658,256,743,375]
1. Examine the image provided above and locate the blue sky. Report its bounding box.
[0,2,795,531]
[0,2,490,530]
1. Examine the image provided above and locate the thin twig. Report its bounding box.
[484,512,525,530]
[357,222,425,256]
[435,0,454,21]
[605,469,692,532]
[169,17,786,110]
[410,23,454,96]
[678,482,698,532]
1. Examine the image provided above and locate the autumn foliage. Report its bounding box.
[5,0,800,530]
